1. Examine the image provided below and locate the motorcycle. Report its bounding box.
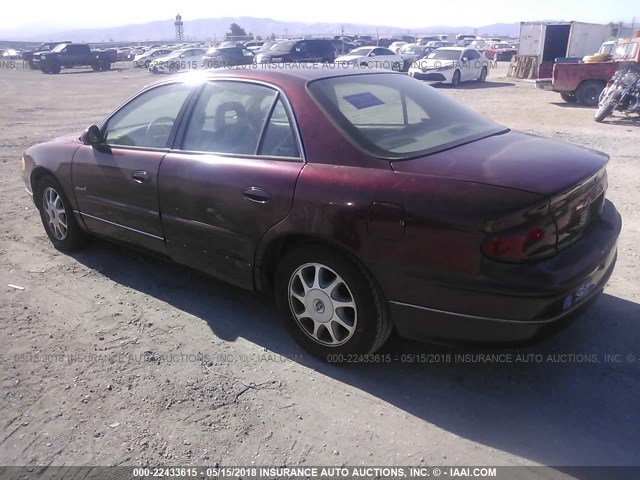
[594,62,640,123]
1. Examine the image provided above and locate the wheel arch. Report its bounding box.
[255,233,381,299]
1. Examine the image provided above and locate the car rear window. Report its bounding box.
[307,73,507,160]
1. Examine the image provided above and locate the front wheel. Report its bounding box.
[391,61,402,72]
[48,63,61,74]
[478,67,487,82]
[451,70,461,87]
[275,245,391,361]
[36,176,88,251]
[594,92,620,123]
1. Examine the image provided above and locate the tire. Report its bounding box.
[35,175,88,252]
[40,65,50,74]
[275,244,391,361]
[451,70,461,87]
[144,60,151,69]
[576,80,604,107]
[101,61,111,71]
[91,62,100,71]
[560,93,578,103]
[594,91,620,123]
[48,63,61,74]
[391,61,402,72]
[478,67,487,82]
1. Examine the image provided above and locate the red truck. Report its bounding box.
[536,36,640,106]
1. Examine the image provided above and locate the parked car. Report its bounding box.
[134,48,173,68]
[21,67,621,360]
[335,46,404,71]
[456,34,477,46]
[408,47,489,86]
[244,40,265,51]
[388,41,408,54]
[149,48,208,74]
[418,36,441,45]
[255,39,336,63]
[201,46,255,69]
[32,43,114,74]
[484,42,518,61]
[331,39,356,55]
[399,44,431,70]
[22,41,72,69]
[1,48,21,59]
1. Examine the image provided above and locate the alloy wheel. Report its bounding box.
[42,187,67,240]
[287,263,357,346]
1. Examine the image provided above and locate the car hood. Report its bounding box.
[413,58,458,69]
[335,55,363,62]
[391,131,608,197]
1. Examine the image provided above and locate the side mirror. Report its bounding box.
[81,125,103,146]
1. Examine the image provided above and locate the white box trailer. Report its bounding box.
[518,21,611,62]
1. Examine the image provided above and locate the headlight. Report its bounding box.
[622,72,638,86]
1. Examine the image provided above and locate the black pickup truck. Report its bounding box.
[22,41,72,69]
[33,43,116,74]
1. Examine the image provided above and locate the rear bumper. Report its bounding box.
[535,79,554,91]
[390,200,621,344]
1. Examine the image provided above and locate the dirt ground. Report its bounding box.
[0,61,639,472]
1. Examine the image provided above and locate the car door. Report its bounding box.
[72,82,193,254]
[460,49,477,81]
[293,41,311,62]
[159,80,304,289]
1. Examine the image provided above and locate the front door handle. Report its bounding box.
[243,187,271,203]
[132,170,149,183]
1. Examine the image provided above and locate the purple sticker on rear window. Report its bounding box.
[343,92,384,109]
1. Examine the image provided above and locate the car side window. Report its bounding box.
[182,82,277,155]
[258,98,300,158]
[104,83,192,149]
[374,48,393,56]
[466,50,480,60]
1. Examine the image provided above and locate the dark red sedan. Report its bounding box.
[21,67,621,360]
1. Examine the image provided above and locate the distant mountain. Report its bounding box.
[0,17,521,43]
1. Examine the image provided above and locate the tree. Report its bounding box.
[227,23,248,38]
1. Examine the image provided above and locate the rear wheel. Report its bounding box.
[576,80,604,107]
[36,175,88,252]
[275,244,391,361]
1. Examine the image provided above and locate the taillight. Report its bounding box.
[482,217,557,262]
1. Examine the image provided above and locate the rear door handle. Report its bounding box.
[243,187,271,203]
[132,170,149,183]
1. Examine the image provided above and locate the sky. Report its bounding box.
[1,0,638,32]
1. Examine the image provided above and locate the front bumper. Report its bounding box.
[390,200,622,344]
[408,69,452,83]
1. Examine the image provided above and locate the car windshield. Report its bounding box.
[350,47,374,56]
[494,43,511,49]
[308,73,507,160]
[271,41,296,52]
[51,44,67,52]
[613,42,639,60]
[427,49,461,60]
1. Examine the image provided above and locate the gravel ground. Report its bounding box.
[0,62,638,473]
